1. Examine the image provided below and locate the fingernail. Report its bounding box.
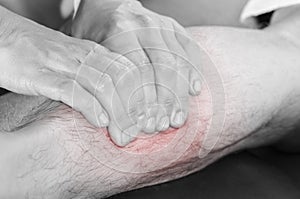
[99,113,109,126]
[193,80,201,94]
[158,116,169,131]
[144,117,155,133]
[173,111,185,127]
[137,113,147,128]
[121,132,131,146]
[122,125,139,146]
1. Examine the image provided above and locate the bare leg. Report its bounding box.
[1,22,300,198]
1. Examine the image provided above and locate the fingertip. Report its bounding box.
[143,117,156,134]
[137,112,147,129]
[170,110,187,128]
[108,123,123,146]
[123,124,140,143]
[108,123,140,147]
[157,116,169,132]
[190,79,202,96]
[98,112,110,127]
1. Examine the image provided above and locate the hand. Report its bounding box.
[2,24,300,198]
[0,7,145,146]
[61,0,203,133]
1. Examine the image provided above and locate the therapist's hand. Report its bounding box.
[2,23,300,198]
[0,6,145,146]
[61,0,203,133]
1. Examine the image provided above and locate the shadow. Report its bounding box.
[110,148,300,199]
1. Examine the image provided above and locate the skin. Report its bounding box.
[0,0,205,146]
[58,0,254,145]
[0,5,154,134]
[1,9,300,197]
[0,0,257,146]
[0,4,174,147]
[61,0,203,135]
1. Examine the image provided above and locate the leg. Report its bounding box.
[1,25,300,198]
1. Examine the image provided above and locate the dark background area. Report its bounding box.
[110,147,300,199]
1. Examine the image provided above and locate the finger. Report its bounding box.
[99,76,140,147]
[34,71,109,128]
[173,22,202,96]
[48,43,143,146]
[171,67,190,129]
[73,62,141,146]
[106,54,147,128]
[102,31,158,133]
[139,25,187,130]
[109,121,140,147]
[159,25,190,128]
[83,46,147,130]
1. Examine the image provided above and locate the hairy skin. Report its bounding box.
[1,22,300,198]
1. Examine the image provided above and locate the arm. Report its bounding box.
[2,11,300,198]
[0,5,109,127]
[62,0,203,134]
[0,5,155,146]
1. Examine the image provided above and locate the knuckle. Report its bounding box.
[135,95,145,105]
[127,106,138,118]
[139,63,154,74]
[56,79,76,101]
[106,14,132,37]
[118,56,136,69]
[164,99,174,107]
[116,2,153,27]
[95,74,114,94]
[164,16,177,25]
[101,73,114,86]
[134,13,154,26]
